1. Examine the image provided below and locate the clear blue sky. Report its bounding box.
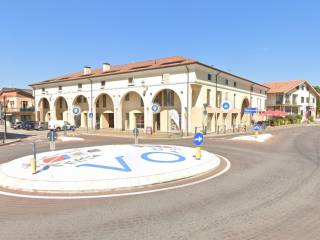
[0,0,319,88]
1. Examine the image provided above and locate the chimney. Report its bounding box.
[103,63,111,72]
[83,66,92,75]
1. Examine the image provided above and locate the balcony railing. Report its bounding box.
[6,107,35,113]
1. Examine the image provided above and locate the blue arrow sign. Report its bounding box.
[244,107,258,114]
[89,112,93,118]
[193,132,204,146]
[221,101,231,111]
[253,124,262,131]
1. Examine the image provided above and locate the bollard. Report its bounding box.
[255,131,259,138]
[31,158,36,174]
[31,142,37,174]
[195,146,202,160]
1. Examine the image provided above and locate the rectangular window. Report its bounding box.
[162,73,170,83]
[306,97,309,103]
[21,101,28,108]
[296,86,299,90]
[208,74,212,81]
[260,89,262,94]
[313,98,315,103]
[207,89,211,106]
[301,85,305,90]
[233,94,236,108]
[78,83,82,90]
[250,86,254,92]
[128,77,134,85]
[42,88,45,93]
[83,96,87,103]
[225,92,229,101]
[9,101,14,108]
[102,95,106,108]
[125,94,130,101]
[225,79,229,85]
[164,90,174,107]
[101,81,105,88]
[58,86,62,91]
[154,93,162,106]
[216,91,222,108]
[301,97,304,103]
[276,94,283,104]
[233,82,237,88]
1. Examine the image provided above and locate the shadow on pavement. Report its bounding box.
[0,132,34,140]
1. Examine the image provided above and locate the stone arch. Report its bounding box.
[241,97,250,122]
[54,96,68,121]
[37,97,51,122]
[151,88,182,132]
[120,91,145,130]
[72,95,89,128]
[95,93,115,129]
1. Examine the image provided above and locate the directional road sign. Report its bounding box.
[253,124,262,131]
[221,101,232,111]
[244,107,258,114]
[151,103,161,113]
[193,132,204,146]
[72,106,81,116]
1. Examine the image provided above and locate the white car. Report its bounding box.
[48,120,75,131]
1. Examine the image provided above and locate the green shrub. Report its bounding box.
[308,116,315,122]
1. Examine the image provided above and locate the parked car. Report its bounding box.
[22,121,36,130]
[34,121,48,131]
[48,120,75,131]
[12,121,22,129]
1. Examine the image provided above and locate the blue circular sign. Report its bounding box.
[72,106,81,116]
[253,124,262,131]
[193,132,204,146]
[151,103,160,113]
[221,101,231,111]
[89,112,93,118]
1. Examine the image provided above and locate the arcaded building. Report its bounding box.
[31,56,268,134]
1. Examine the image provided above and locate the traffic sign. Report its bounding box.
[253,124,262,131]
[221,101,232,111]
[89,112,93,118]
[151,103,161,113]
[47,131,58,141]
[244,107,258,114]
[72,106,81,116]
[193,132,204,146]
[133,128,139,136]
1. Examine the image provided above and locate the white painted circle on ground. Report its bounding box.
[0,145,221,193]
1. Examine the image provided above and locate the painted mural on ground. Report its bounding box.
[0,145,220,182]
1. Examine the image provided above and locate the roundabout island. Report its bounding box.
[0,144,229,198]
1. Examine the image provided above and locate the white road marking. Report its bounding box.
[0,155,231,200]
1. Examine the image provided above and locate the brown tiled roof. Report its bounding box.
[31,56,196,86]
[265,80,320,97]
[30,56,269,89]
[264,80,306,93]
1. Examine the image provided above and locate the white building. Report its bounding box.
[265,80,319,120]
[31,56,268,134]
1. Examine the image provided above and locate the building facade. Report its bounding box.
[31,56,268,134]
[0,88,35,123]
[265,80,319,120]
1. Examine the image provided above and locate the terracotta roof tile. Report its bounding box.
[264,80,306,93]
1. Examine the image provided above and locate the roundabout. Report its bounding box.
[0,144,229,198]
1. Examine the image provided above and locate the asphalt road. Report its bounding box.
[0,125,320,240]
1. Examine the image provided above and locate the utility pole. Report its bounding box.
[3,96,7,144]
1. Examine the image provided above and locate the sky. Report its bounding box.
[0,0,319,88]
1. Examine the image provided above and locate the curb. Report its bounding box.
[0,139,21,146]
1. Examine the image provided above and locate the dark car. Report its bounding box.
[22,121,36,130]
[34,121,48,131]
[12,121,22,129]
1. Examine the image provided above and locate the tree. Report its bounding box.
[313,86,320,117]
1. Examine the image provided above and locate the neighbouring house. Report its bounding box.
[30,56,269,134]
[0,88,35,123]
[264,80,320,120]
